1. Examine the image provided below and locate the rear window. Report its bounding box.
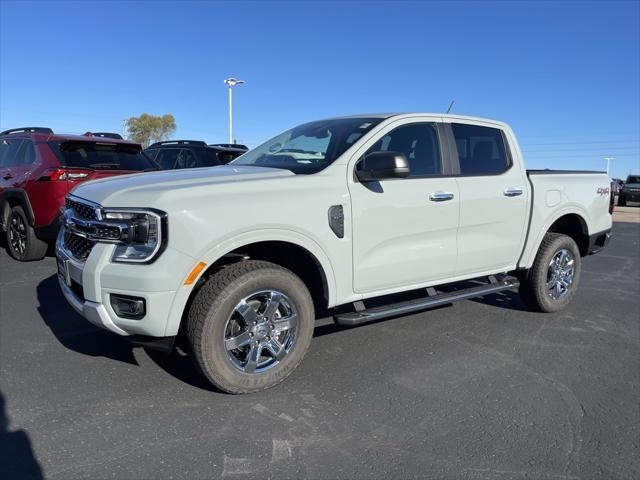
[49,141,155,171]
[451,124,510,175]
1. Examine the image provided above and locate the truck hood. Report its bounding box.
[70,165,294,206]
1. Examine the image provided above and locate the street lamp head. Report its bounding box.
[224,77,245,87]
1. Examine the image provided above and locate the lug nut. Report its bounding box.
[249,332,254,337]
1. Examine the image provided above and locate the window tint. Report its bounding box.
[451,124,509,175]
[206,149,223,166]
[0,139,23,167]
[49,142,155,171]
[154,148,181,169]
[175,149,198,169]
[13,140,36,165]
[144,149,158,161]
[365,123,441,177]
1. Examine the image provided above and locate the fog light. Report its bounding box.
[110,294,146,320]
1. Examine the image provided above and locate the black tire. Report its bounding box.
[186,260,314,394]
[617,195,627,206]
[5,206,47,262]
[518,232,581,313]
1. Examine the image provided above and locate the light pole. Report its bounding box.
[603,156,614,176]
[224,77,245,144]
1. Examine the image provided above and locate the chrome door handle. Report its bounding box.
[429,191,455,202]
[504,187,523,197]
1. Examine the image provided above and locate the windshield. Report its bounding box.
[49,141,157,171]
[230,117,384,174]
[626,175,640,184]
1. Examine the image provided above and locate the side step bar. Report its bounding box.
[334,276,520,326]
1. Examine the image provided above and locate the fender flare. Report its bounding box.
[196,228,337,306]
[519,206,591,269]
[0,189,35,226]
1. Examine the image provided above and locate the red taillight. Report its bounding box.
[38,168,91,182]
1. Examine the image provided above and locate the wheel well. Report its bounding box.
[191,241,330,314]
[547,214,589,256]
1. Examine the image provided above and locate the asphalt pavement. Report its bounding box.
[0,219,638,479]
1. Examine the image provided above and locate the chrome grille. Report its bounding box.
[65,197,98,220]
[63,231,96,261]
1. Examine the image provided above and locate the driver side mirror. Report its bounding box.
[356,151,410,181]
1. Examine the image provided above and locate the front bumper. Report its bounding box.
[55,230,198,338]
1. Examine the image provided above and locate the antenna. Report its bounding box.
[446,100,455,114]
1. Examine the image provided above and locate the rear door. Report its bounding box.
[446,122,529,275]
[6,139,37,188]
[350,119,460,293]
[0,138,23,191]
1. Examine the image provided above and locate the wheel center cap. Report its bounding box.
[255,324,269,339]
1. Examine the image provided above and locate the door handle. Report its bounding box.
[504,187,523,197]
[429,191,455,202]
[2,173,12,180]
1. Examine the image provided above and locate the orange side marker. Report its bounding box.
[184,262,206,285]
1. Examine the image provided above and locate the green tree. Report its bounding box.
[124,113,176,148]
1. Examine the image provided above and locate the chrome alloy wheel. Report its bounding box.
[224,290,298,374]
[547,249,575,300]
[9,213,27,256]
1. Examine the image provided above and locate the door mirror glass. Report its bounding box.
[356,151,410,181]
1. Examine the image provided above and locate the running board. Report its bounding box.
[334,276,520,326]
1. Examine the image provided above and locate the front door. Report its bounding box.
[349,120,459,294]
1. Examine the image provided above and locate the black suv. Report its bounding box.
[144,140,247,170]
[618,175,640,206]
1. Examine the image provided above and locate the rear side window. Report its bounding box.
[366,123,441,177]
[451,124,510,175]
[14,140,36,165]
[49,141,154,171]
[153,148,181,169]
[144,148,158,161]
[0,139,23,167]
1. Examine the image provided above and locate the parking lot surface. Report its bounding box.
[1,220,639,480]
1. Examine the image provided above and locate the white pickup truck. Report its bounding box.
[56,114,613,393]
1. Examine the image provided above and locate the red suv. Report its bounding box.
[0,127,156,261]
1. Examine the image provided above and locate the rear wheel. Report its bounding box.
[186,260,314,394]
[5,206,47,261]
[518,232,581,313]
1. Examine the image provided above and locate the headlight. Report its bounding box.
[102,208,167,263]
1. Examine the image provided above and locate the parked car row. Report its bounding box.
[0,127,247,261]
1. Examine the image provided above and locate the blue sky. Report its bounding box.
[1,0,638,178]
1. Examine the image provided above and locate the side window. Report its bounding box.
[206,149,223,166]
[154,148,180,169]
[144,149,158,161]
[0,139,23,167]
[451,123,510,175]
[175,149,197,169]
[15,140,36,165]
[365,123,441,177]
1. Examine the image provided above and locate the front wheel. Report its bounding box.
[186,260,315,394]
[518,233,581,313]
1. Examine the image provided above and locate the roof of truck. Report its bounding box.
[325,113,509,128]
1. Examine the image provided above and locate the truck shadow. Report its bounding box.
[36,274,139,365]
[0,391,44,480]
[36,273,221,392]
